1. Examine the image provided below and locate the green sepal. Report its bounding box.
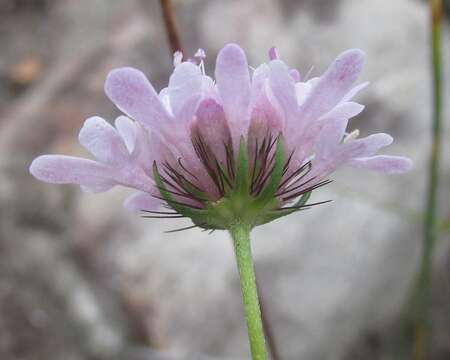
[253,136,284,208]
[254,191,312,226]
[151,136,318,231]
[234,137,249,197]
[152,163,207,224]
[295,191,311,207]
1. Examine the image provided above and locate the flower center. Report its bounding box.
[152,134,330,230]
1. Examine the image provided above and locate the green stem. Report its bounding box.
[413,0,443,359]
[230,224,268,360]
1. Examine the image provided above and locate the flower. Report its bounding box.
[30,44,412,230]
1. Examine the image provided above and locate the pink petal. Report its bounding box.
[104,67,172,132]
[289,69,301,82]
[248,87,284,160]
[30,155,115,192]
[299,49,365,126]
[115,116,137,154]
[215,43,251,145]
[79,116,128,165]
[348,155,413,173]
[191,98,231,165]
[268,47,280,60]
[123,191,162,212]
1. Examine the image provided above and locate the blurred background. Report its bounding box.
[0,0,449,359]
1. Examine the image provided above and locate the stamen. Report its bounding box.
[303,66,315,82]
[194,48,206,59]
[173,51,183,67]
[195,48,206,75]
[343,129,360,143]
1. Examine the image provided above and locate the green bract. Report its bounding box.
[154,137,312,231]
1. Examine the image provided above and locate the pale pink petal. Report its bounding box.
[201,75,218,100]
[323,101,365,121]
[314,102,364,144]
[308,132,397,184]
[302,102,363,160]
[299,49,365,125]
[268,60,298,120]
[30,155,115,192]
[80,184,114,193]
[158,87,173,115]
[79,116,128,165]
[115,116,137,154]
[344,133,393,158]
[148,131,179,167]
[249,64,269,109]
[348,155,413,173]
[129,124,154,173]
[314,117,348,158]
[215,43,251,143]
[295,82,313,106]
[168,62,202,121]
[123,191,162,212]
[104,67,172,132]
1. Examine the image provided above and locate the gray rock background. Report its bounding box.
[0,0,449,359]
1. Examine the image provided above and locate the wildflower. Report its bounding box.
[29,43,412,360]
[30,44,412,231]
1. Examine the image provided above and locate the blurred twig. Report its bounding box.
[159,0,183,55]
[412,0,443,359]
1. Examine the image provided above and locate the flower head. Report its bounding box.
[30,44,412,231]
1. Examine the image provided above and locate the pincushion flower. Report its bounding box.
[29,43,412,360]
[30,44,411,229]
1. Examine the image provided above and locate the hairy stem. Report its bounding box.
[413,0,443,359]
[230,224,268,360]
[158,0,183,55]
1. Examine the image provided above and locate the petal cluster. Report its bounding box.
[30,44,412,226]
